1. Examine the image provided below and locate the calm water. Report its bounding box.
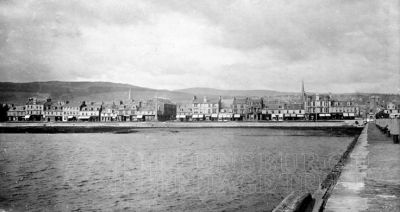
[0,128,358,212]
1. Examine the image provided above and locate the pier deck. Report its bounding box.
[325,123,400,212]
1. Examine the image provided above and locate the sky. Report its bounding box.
[0,0,399,93]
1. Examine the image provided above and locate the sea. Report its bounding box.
[0,128,359,211]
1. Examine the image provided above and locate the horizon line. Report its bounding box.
[0,80,398,95]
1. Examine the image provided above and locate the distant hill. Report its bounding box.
[0,82,296,105]
[1,81,398,106]
[0,81,193,105]
[174,87,294,98]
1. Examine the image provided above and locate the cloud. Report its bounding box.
[0,0,398,93]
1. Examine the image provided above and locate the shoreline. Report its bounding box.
[0,121,363,133]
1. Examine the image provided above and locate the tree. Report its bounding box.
[0,104,10,122]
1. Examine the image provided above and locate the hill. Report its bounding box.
[1,81,398,106]
[174,87,293,98]
[0,81,193,105]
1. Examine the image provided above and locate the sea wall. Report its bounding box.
[311,125,366,211]
[0,120,359,128]
[0,121,362,133]
[323,122,400,211]
[271,124,365,212]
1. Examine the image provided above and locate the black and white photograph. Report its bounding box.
[0,0,399,211]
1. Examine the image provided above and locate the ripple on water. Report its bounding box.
[0,128,359,211]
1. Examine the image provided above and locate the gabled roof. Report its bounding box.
[82,102,102,109]
[233,97,248,104]
[9,105,25,111]
[192,98,219,104]
[220,98,233,109]
[64,102,82,108]
[102,103,118,110]
[26,98,46,105]
[286,103,303,110]
[249,97,262,104]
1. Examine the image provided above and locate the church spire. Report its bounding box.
[301,80,306,108]
[128,88,131,100]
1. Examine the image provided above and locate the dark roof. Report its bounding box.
[249,97,262,104]
[192,99,219,104]
[64,102,82,107]
[26,98,46,105]
[9,105,25,111]
[233,97,248,104]
[102,103,118,109]
[220,98,233,109]
[286,103,303,110]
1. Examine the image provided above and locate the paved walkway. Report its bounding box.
[325,123,400,212]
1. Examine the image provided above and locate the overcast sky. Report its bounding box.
[0,0,399,93]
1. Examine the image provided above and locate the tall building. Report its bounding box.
[176,103,192,121]
[25,97,45,121]
[7,105,26,121]
[137,98,176,121]
[368,96,381,115]
[43,99,65,122]
[192,96,220,121]
[301,80,306,108]
[305,94,331,120]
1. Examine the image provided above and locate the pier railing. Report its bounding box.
[375,118,400,143]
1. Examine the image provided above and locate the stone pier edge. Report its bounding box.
[311,124,368,212]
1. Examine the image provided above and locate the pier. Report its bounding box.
[272,120,400,212]
[324,121,400,211]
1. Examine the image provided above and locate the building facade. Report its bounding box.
[305,94,331,120]
[192,96,220,121]
[247,97,263,120]
[176,103,192,121]
[101,103,119,122]
[383,102,399,118]
[329,100,359,120]
[62,102,80,121]
[136,98,176,121]
[44,99,65,122]
[368,96,381,120]
[232,97,249,120]
[7,105,26,121]
[219,98,234,121]
[79,101,102,122]
[25,97,45,121]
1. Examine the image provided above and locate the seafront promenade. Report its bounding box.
[0,120,360,129]
[324,123,400,211]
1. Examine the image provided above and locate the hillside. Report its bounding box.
[1,81,398,106]
[0,82,295,105]
[0,81,193,105]
[174,87,293,98]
